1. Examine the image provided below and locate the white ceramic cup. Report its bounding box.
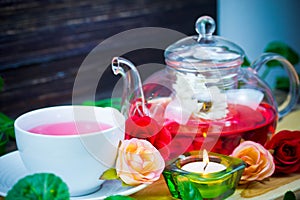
[14,105,125,196]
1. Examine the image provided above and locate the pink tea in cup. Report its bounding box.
[15,105,125,196]
[28,121,112,136]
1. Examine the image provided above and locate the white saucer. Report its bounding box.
[0,151,148,199]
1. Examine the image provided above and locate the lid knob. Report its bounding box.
[195,16,216,41]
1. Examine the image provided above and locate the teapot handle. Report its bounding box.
[251,53,299,118]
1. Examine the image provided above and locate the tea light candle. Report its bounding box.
[182,161,226,173]
[181,149,226,173]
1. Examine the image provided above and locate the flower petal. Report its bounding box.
[116,138,165,186]
[231,141,275,184]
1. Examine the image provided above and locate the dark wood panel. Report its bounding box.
[0,0,216,118]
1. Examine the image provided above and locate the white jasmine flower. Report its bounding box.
[193,86,229,120]
[170,73,229,122]
[165,73,205,124]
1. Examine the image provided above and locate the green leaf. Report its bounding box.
[177,175,202,200]
[104,195,135,200]
[0,112,15,138]
[82,98,121,111]
[242,56,251,67]
[264,41,299,67]
[6,173,70,200]
[276,76,290,91]
[100,168,118,180]
[121,181,132,187]
[0,112,13,124]
[0,76,3,91]
[0,121,14,139]
[0,131,8,156]
[283,191,296,200]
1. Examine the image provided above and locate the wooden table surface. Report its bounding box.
[130,174,300,200]
[131,176,172,200]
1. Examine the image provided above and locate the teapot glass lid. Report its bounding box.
[165,16,245,71]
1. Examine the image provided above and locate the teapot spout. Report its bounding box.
[111,57,148,117]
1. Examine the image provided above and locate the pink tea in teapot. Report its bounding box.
[126,97,277,160]
[163,101,277,156]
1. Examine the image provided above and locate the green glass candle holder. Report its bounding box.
[163,151,245,199]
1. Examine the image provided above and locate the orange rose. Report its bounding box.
[116,138,165,185]
[231,141,275,184]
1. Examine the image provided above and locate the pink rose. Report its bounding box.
[231,141,275,184]
[116,138,165,186]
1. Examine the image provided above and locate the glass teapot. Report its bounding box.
[111,16,299,160]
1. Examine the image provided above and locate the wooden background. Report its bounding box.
[0,0,216,119]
